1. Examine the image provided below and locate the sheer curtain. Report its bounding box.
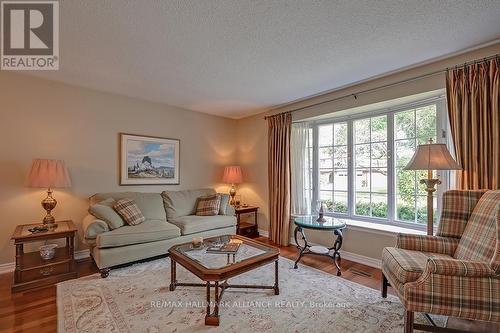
[291,122,312,216]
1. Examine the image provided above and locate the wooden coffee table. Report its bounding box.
[168,235,279,326]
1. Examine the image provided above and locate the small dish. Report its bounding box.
[39,244,58,260]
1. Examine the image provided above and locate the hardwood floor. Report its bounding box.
[0,259,97,333]
[0,237,497,332]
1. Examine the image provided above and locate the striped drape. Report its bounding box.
[446,58,500,190]
[267,113,292,246]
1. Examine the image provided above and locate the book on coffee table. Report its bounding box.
[206,242,240,254]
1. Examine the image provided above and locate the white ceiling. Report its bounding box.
[28,0,500,119]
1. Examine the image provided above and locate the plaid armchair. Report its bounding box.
[381,190,500,333]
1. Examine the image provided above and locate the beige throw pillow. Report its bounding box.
[113,198,146,225]
[88,198,124,229]
[195,194,221,216]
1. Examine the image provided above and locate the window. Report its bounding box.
[394,105,438,224]
[301,97,445,230]
[318,123,348,213]
[354,115,388,218]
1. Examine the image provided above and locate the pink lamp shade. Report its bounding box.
[25,159,72,188]
[222,166,243,184]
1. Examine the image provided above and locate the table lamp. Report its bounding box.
[404,139,461,235]
[25,159,72,225]
[222,166,243,206]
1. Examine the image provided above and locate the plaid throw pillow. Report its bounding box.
[113,198,146,225]
[196,194,221,216]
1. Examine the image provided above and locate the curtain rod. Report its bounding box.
[264,53,499,120]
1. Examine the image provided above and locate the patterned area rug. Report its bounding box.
[57,257,438,332]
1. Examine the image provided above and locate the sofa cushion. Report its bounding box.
[168,215,236,235]
[454,190,500,263]
[96,219,180,248]
[382,247,452,284]
[90,192,166,221]
[89,198,124,229]
[161,188,215,219]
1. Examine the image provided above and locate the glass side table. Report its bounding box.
[293,216,346,276]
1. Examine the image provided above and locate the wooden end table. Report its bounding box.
[235,206,259,238]
[168,235,279,326]
[11,220,78,292]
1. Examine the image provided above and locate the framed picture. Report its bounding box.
[120,133,180,185]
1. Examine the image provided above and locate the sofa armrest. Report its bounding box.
[82,214,109,240]
[225,204,235,216]
[426,258,497,277]
[397,233,460,256]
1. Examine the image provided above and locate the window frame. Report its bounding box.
[307,95,448,232]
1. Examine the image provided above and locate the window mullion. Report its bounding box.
[347,120,355,218]
[387,113,395,224]
[436,99,447,222]
[312,125,319,213]
[413,109,418,224]
[369,118,372,217]
[331,124,335,211]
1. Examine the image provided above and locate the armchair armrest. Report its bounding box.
[427,258,497,277]
[404,258,500,321]
[82,214,109,241]
[397,233,460,256]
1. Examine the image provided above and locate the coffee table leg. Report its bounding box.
[169,259,176,291]
[205,281,220,326]
[274,259,280,295]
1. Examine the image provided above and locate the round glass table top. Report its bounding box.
[293,216,347,230]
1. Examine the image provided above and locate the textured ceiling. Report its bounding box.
[28,0,500,118]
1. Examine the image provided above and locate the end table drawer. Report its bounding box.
[21,262,70,282]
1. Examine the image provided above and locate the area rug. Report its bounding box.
[57,257,438,332]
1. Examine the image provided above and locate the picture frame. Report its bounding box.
[120,133,180,185]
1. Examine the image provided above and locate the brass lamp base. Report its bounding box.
[41,189,57,225]
[229,184,237,206]
[420,178,441,236]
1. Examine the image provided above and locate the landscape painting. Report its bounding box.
[120,134,180,185]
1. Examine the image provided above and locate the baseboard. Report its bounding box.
[340,250,381,269]
[75,249,91,260]
[0,249,90,275]
[0,262,15,275]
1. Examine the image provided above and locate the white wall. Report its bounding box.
[0,72,237,265]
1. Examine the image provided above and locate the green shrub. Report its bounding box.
[372,202,387,218]
[323,200,348,214]
[322,200,433,224]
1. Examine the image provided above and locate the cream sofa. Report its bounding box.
[82,188,236,277]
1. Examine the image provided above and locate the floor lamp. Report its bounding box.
[404,139,461,235]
